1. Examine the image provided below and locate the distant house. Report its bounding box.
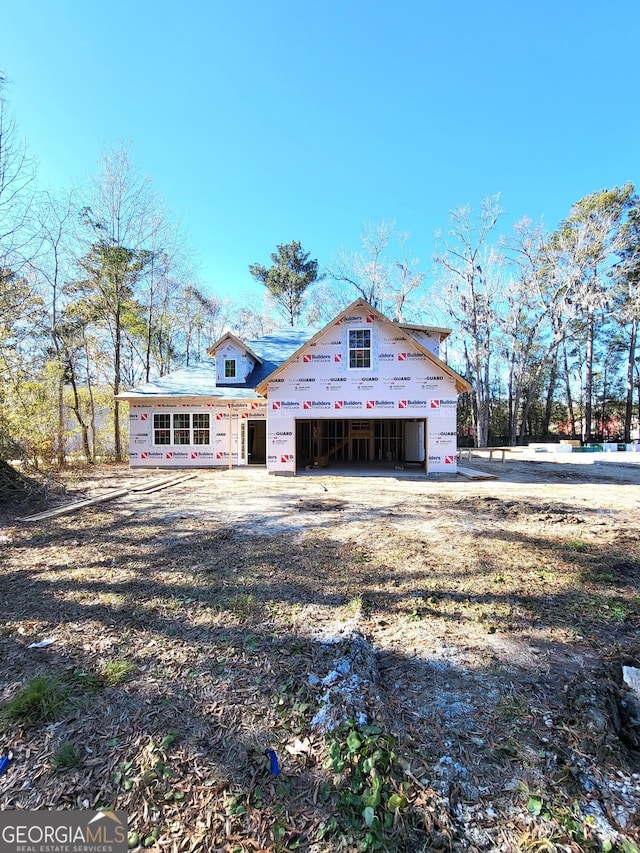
[116,299,471,475]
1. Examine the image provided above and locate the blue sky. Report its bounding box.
[1,0,638,304]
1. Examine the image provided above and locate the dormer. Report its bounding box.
[207,333,263,386]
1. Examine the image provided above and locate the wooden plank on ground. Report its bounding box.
[19,488,133,522]
[19,473,198,522]
[457,466,499,481]
[130,475,181,492]
[137,473,197,494]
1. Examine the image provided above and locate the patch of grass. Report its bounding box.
[52,741,83,771]
[1,675,70,727]
[495,690,528,721]
[345,594,362,617]
[566,540,590,553]
[70,668,104,696]
[102,658,136,685]
[226,592,259,617]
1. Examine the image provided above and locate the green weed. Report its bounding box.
[323,724,413,850]
[1,675,70,727]
[102,659,136,685]
[52,742,83,771]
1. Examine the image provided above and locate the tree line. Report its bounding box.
[0,79,638,466]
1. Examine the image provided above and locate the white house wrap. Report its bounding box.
[117,299,471,475]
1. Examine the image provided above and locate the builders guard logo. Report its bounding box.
[304,401,331,410]
[272,400,300,411]
[215,412,226,420]
[216,452,227,460]
[0,809,127,852]
[398,352,426,361]
[431,399,456,409]
[398,400,407,409]
[280,454,293,463]
[303,353,330,362]
[366,400,376,409]
[334,353,342,363]
[444,455,455,464]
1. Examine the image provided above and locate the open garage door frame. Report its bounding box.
[295,417,428,474]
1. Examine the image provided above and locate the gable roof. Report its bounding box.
[255,299,471,395]
[207,332,263,364]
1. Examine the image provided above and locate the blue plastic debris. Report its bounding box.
[0,755,10,777]
[264,748,280,776]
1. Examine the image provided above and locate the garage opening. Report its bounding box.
[295,418,426,470]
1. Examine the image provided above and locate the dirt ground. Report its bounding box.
[0,453,639,852]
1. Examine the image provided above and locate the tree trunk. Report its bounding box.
[625,318,637,442]
[114,302,122,462]
[56,376,65,467]
[562,338,576,438]
[584,309,595,442]
[543,348,558,439]
[68,370,92,463]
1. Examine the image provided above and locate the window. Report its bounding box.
[153,412,211,446]
[173,413,190,444]
[224,358,237,379]
[153,413,171,445]
[348,328,371,369]
[193,413,210,445]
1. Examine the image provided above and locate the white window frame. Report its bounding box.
[348,328,372,369]
[224,358,237,379]
[152,411,211,446]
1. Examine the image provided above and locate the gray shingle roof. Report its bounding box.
[117,326,319,401]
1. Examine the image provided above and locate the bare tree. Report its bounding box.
[325,221,426,319]
[79,146,169,460]
[433,196,504,448]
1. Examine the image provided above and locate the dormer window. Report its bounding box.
[224,358,237,379]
